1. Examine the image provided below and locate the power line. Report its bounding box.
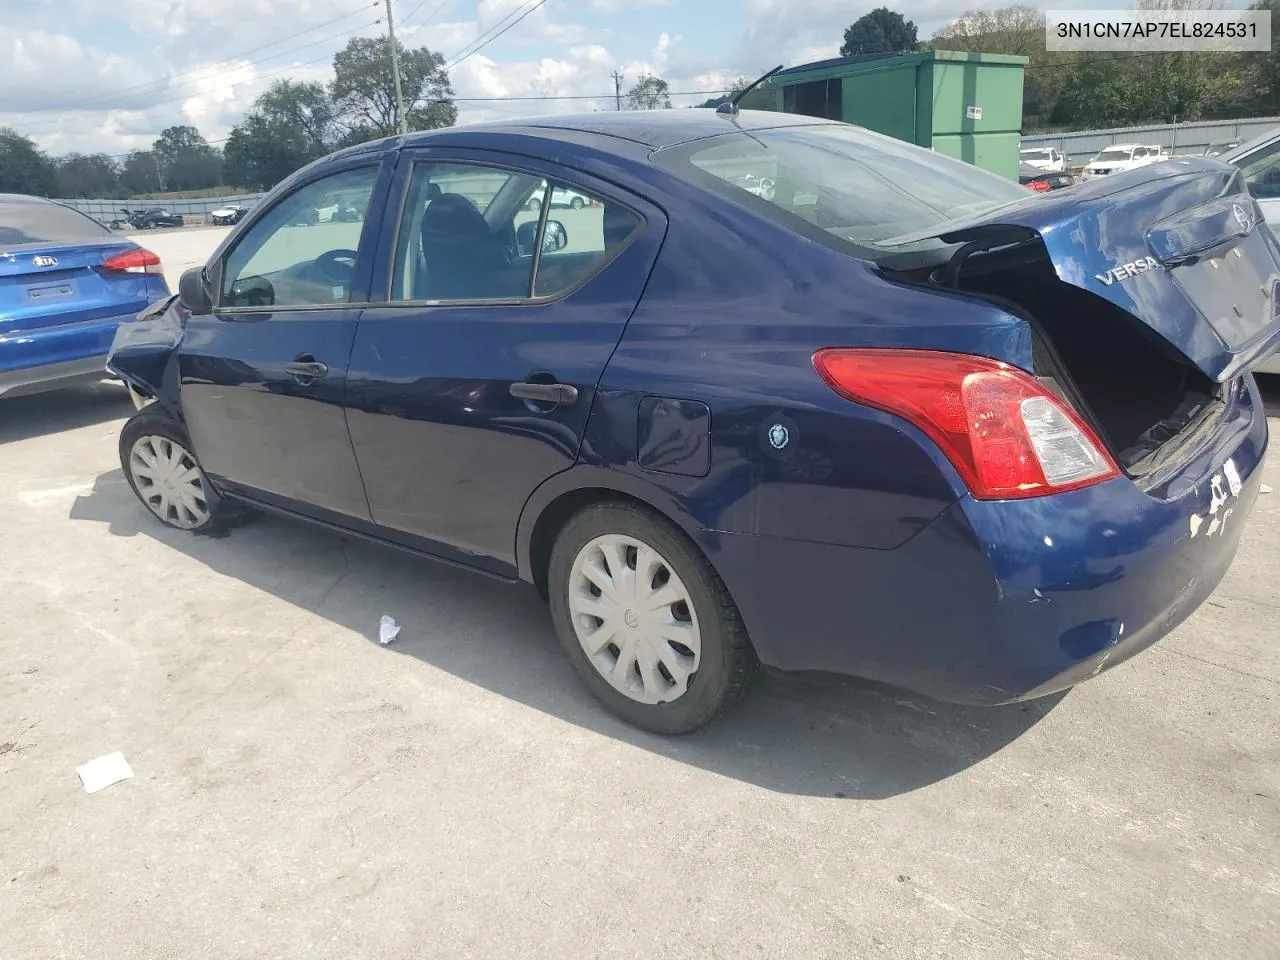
[445,0,551,72]
[401,0,447,26]
[36,5,380,117]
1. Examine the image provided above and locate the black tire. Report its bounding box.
[119,409,249,533]
[547,501,755,734]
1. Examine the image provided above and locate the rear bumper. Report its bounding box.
[0,310,145,395]
[709,378,1268,704]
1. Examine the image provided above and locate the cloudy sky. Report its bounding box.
[0,0,1125,158]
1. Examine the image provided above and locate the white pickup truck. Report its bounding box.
[1081,144,1167,180]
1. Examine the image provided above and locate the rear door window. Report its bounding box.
[533,185,640,297]
[0,200,111,247]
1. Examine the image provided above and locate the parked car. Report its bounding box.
[1081,144,1166,180]
[1019,162,1076,192]
[1019,146,1065,172]
[1220,127,1280,373]
[112,207,185,230]
[1204,139,1240,158]
[210,205,250,226]
[526,184,593,210]
[107,112,1274,733]
[1,194,169,397]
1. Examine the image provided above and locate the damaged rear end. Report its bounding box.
[883,157,1276,484]
[872,158,1274,699]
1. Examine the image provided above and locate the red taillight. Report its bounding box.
[812,349,1119,499]
[1026,179,1052,192]
[102,248,162,275]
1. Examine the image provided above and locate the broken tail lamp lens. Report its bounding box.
[812,348,1119,499]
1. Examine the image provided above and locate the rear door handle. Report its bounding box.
[510,381,578,405]
[283,356,329,381]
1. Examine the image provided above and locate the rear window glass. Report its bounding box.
[655,124,1027,258]
[0,200,111,247]
[1021,149,1052,158]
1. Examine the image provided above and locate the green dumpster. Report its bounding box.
[764,50,1028,180]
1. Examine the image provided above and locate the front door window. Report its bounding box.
[221,166,379,308]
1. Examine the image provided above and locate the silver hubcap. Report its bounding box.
[568,534,701,705]
[128,435,211,529]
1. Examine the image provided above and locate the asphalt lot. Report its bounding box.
[1,226,1279,959]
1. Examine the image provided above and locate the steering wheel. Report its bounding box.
[312,249,358,285]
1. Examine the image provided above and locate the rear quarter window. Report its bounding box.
[0,200,112,247]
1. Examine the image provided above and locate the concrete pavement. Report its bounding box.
[0,226,1277,958]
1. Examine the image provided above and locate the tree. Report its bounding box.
[118,151,163,196]
[330,37,456,143]
[0,128,57,196]
[56,153,120,198]
[152,125,222,191]
[223,80,340,189]
[840,8,918,57]
[626,74,672,110]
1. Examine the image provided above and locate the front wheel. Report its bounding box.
[547,502,755,734]
[119,410,246,533]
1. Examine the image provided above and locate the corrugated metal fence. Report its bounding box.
[1021,116,1280,165]
[53,192,268,224]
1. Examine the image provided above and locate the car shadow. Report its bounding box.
[0,380,133,445]
[70,469,1062,800]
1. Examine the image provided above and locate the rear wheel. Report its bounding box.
[547,502,754,734]
[119,410,246,533]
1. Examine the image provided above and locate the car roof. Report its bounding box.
[0,193,55,204]
[398,109,839,151]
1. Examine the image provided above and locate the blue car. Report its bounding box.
[1,194,170,397]
[107,112,1275,733]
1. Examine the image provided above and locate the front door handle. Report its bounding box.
[284,355,329,382]
[510,381,578,405]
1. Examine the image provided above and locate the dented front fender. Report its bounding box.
[105,295,186,418]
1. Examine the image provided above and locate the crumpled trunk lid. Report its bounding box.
[883,158,1280,383]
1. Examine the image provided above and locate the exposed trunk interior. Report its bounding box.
[891,239,1226,476]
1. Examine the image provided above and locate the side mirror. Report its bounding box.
[543,220,568,252]
[178,266,213,315]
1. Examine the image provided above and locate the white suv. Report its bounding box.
[1019,146,1065,172]
[1082,144,1166,180]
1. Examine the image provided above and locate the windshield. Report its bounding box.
[1095,148,1133,162]
[655,124,1028,257]
[0,199,112,247]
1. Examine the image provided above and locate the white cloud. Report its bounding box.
[590,0,670,12]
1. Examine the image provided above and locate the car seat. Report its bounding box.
[418,193,509,299]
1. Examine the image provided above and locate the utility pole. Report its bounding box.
[612,71,624,111]
[384,0,409,135]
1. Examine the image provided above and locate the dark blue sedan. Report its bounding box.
[107,111,1275,733]
[1,194,170,397]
